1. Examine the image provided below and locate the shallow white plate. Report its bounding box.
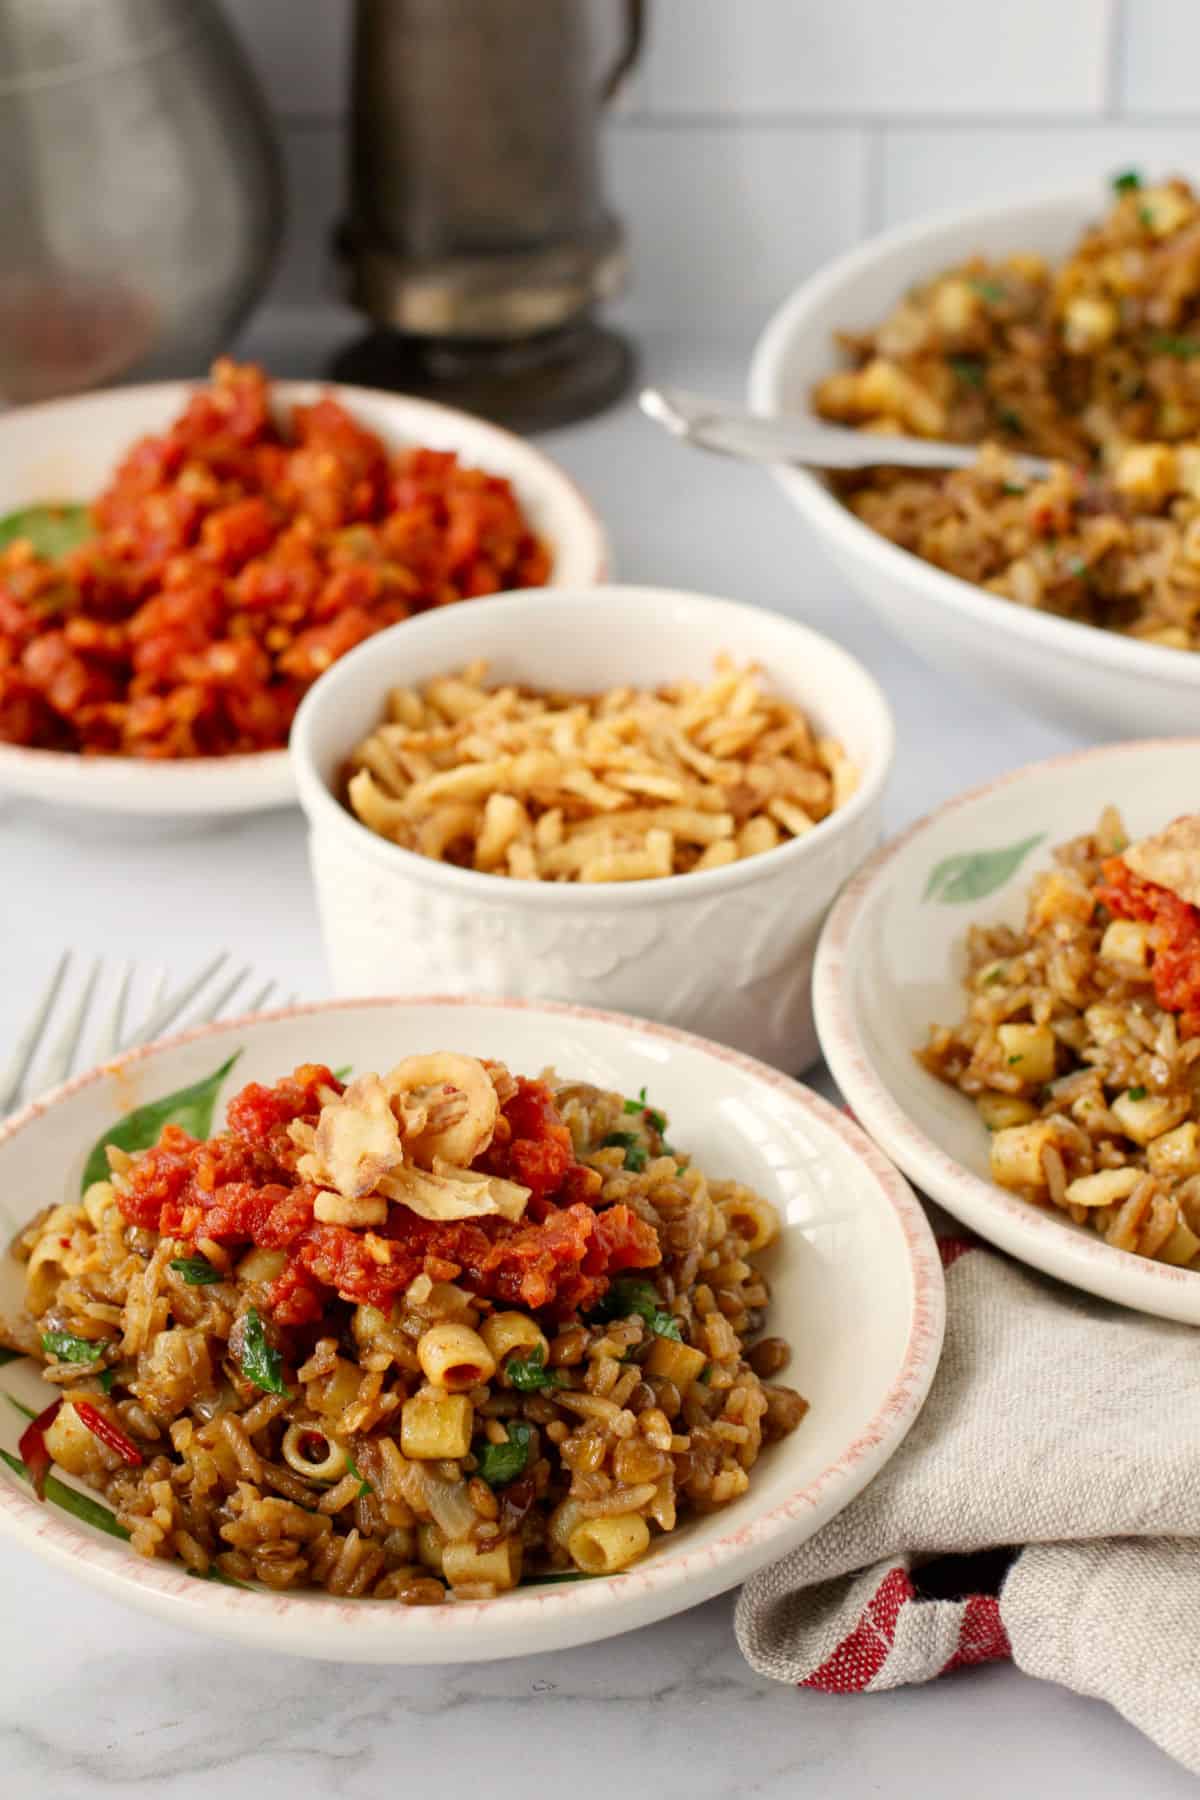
[0,995,942,1663]
[0,380,609,815]
[815,738,1200,1323]
[750,182,1200,740]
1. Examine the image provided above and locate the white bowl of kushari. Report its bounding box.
[290,585,894,1071]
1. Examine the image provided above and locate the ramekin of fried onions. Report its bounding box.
[344,658,857,883]
[290,585,894,1070]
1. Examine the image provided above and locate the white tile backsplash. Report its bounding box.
[606,124,868,328]
[1116,0,1200,116]
[221,0,350,120]
[876,125,1200,228]
[641,0,1114,118]
[224,0,1200,326]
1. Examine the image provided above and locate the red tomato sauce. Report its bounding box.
[0,360,550,759]
[1097,857,1200,1036]
[118,1067,660,1326]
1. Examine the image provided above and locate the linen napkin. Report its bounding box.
[735,1227,1200,1773]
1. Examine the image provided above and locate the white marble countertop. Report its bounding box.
[1,317,1192,1799]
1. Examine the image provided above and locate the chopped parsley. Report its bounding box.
[950,356,985,388]
[170,1255,223,1286]
[474,1421,533,1487]
[1112,169,1143,194]
[1139,206,1155,228]
[345,1449,372,1498]
[970,277,1007,305]
[996,406,1026,436]
[1150,333,1200,359]
[697,1364,713,1385]
[983,966,1007,985]
[505,1344,566,1393]
[623,1086,668,1136]
[1007,1054,1024,1066]
[592,1277,683,1342]
[600,1131,648,1173]
[1002,482,1027,497]
[41,1330,106,1365]
[1127,1085,1148,1101]
[1069,556,1089,579]
[98,1369,116,1395]
[238,1306,290,1397]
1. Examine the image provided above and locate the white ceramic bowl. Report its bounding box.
[0,995,942,1662]
[815,736,1200,1323]
[291,585,894,1072]
[0,379,609,815]
[750,182,1200,740]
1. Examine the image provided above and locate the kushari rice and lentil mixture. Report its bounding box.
[814,174,1200,651]
[2,1053,805,1599]
[923,808,1200,1265]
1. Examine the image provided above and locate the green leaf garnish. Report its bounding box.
[345,1450,372,1498]
[0,1349,22,1367]
[474,1420,533,1487]
[1127,1085,1148,1101]
[1112,169,1142,194]
[332,1065,353,1081]
[170,1256,223,1286]
[4,1393,36,1421]
[1002,482,1026,497]
[996,406,1026,436]
[41,1330,107,1365]
[1007,1055,1023,1066]
[98,1369,116,1395]
[238,1306,290,1397]
[1149,333,1200,359]
[0,1447,130,1540]
[923,835,1045,905]
[80,1051,241,1193]
[600,1131,648,1173]
[505,1345,565,1393]
[1068,556,1089,578]
[0,503,92,560]
[950,357,985,388]
[592,1277,683,1341]
[970,277,1007,305]
[697,1364,713,1385]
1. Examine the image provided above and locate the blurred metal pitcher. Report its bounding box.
[0,0,283,405]
[333,0,643,429]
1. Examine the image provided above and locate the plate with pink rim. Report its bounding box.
[815,736,1200,1325]
[0,994,942,1662]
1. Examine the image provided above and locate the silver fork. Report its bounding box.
[0,953,293,1116]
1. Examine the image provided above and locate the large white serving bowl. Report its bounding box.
[750,183,1200,740]
[0,995,942,1663]
[815,736,1200,1323]
[291,585,895,1073]
[0,379,609,815]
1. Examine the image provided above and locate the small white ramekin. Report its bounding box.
[290,586,894,1070]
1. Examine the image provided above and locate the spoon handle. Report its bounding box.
[639,386,1055,482]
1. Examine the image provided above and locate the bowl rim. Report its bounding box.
[290,583,896,911]
[0,991,944,1659]
[0,375,611,798]
[813,734,1200,1312]
[748,182,1200,690]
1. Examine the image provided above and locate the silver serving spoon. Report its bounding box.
[639,385,1056,482]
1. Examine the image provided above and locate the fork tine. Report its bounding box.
[98,962,134,1061]
[243,978,276,1013]
[194,964,251,1025]
[0,952,71,1113]
[121,952,229,1050]
[38,956,103,1091]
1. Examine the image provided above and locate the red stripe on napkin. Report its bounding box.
[801,1565,915,1693]
[940,1593,1011,1675]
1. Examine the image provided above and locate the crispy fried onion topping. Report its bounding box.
[290,1056,526,1224]
[1124,814,1200,908]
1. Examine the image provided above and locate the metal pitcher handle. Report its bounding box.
[599,0,645,103]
